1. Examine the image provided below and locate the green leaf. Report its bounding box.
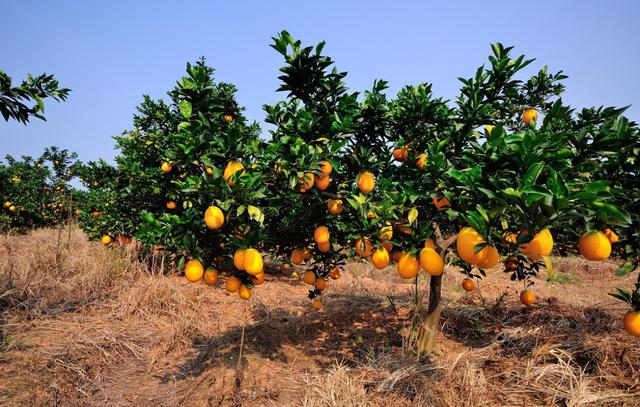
[408,208,418,225]
[523,162,544,186]
[179,100,192,119]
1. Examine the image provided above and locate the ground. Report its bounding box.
[1,227,639,406]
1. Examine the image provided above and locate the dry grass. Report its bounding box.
[1,227,639,406]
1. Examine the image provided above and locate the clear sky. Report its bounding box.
[2,1,639,163]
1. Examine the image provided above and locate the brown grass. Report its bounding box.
[1,227,639,406]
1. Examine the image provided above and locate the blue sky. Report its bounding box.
[2,1,639,163]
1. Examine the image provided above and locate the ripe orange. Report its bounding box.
[398,253,419,279]
[203,268,219,285]
[184,259,204,282]
[311,298,322,311]
[314,226,331,245]
[379,224,393,241]
[355,237,373,257]
[522,108,538,125]
[519,229,553,260]
[381,240,393,252]
[223,161,245,186]
[225,276,241,293]
[327,199,344,215]
[367,210,378,219]
[299,172,314,192]
[224,114,234,122]
[476,246,500,269]
[233,249,246,270]
[238,284,252,300]
[205,166,213,175]
[303,271,317,285]
[456,227,485,264]
[623,311,640,337]
[314,174,331,190]
[315,278,327,291]
[291,249,305,265]
[357,172,375,194]
[317,241,331,253]
[603,228,619,244]
[251,272,265,285]
[204,206,225,229]
[329,268,340,280]
[371,247,390,269]
[91,211,101,218]
[433,196,450,210]
[243,248,264,276]
[419,247,444,276]
[392,146,408,162]
[424,239,436,249]
[319,160,333,176]
[415,153,427,170]
[166,200,177,210]
[101,235,112,246]
[578,231,611,261]
[520,290,536,306]
[161,162,172,173]
[461,278,474,292]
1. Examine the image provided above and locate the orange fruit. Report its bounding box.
[311,298,322,311]
[223,161,245,186]
[251,272,265,285]
[243,248,263,276]
[184,259,204,282]
[327,199,343,215]
[379,224,393,241]
[299,172,314,192]
[476,246,500,269]
[224,114,234,122]
[456,227,485,264]
[461,278,474,292]
[166,200,177,210]
[623,311,640,337]
[303,271,317,285]
[101,235,112,246]
[203,268,219,285]
[314,226,330,245]
[433,196,450,210]
[424,239,436,249]
[204,206,225,230]
[225,276,241,293]
[355,237,373,257]
[303,249,312,260]
[317,241,331,253]
[161,162,172,173]
[357,172,375,194]
[519,229,553,260]
[367,210,378,219]
[522,108,538,125]
[314,174,331,190]
[233,249,246,270]
[74,208,81,216]
[315,279,327,291]
[329,268,340,280]
[371,247,390,269]
[91,211,101,218]
[504,232,518,244]
[419,247,444,276]
[205,166,213,175]
[319,160,333,176]
[238,284,252,300]
[392,146,408,162]
[603,228,619,244]
[578,231,611,261]
[520,290,536,306]
[291,249,305,265]
[398,253,420,279]
[381,240,393,252]
[415,153,427,170]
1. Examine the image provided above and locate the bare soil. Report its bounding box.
[1,227,639,406]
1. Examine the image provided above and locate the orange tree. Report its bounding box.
[1,147,79,233]
[83,59,269,298]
